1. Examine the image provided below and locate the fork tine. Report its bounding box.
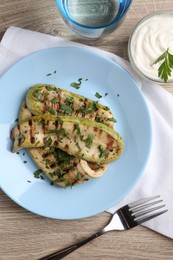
[130,199,163,213]
[128,195,160,209]
[133,204,166,218]
[136,209,168,225]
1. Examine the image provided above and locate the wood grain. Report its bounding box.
[0,1,173,259]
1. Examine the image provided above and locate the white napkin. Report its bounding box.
[0,26,173,239]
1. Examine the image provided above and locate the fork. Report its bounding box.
[40,195,167,260]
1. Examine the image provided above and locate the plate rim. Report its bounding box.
[0,46,152,219]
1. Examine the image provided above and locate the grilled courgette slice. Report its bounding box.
[19,101,108,187]
[26,84,115,128]
[11,115,124,164]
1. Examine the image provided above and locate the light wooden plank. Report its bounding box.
[0,1,173,259]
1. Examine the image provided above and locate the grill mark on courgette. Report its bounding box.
[42,152,50,158]
[42,119,46,133]
[17,124,21,146]
[28,119,35,144]
[106,134,115,151]
[55,119,58,129]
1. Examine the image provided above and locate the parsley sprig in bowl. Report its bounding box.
[128,12,173,84]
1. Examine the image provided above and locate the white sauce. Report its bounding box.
[130,13,173,81]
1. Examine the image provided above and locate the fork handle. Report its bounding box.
[39,230,104,260]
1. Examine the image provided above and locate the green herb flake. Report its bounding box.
[57,116,63,124]
[70,78,83,89]
[107,117,117,123]
[95,92,102,99]
[104,93,108,97]
[84,134,94,148]
[23,161,27,163]
[38,119,45,126]
[98,145,108,158]
[51,97,59,103]
[77,172,82,180]
[64,96,74,105]
[60,104,73,114]
[33,169,43,178]
[74,124,84,141]
[46,73,52,76]
[33,89,41,100]
[90,101,99,111]
[44,137,53,147]
[53,149,73,164]
[35,141,40,146]
[54,177,65,183]
[103,106,110,111]
[45,85,59,93]
[46,128,67,139]
[46,107,55,115]
[153,48,173,83]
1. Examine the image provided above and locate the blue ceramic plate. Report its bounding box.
[0,47,152,219]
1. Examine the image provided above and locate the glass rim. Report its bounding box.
[128,11,173,84]
[55,0,133,29]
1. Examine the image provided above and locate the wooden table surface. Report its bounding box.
[0,1,173,259]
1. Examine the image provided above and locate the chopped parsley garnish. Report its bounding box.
[53,149,73,164]
[74,124,84,141]
[64,96,74,105]
[57,116,63,124]
[35,141,40,146]
[33,89,41,100]
[46,107,55,115]
[95,92,102,99]
[45,85,59,92]
[77,106,93,115]
[44,137,53,147]
[84,134,94,148]
[34,169,43,179]
[103,106,110,111]
[38,119,45,126]
[70,78,83,89]
[54,177,65,183]
[60,104,73,114]
[104,93,108,97]
[90,101,99,111]
[46,128,67,139]
[46,73,52,76]
[107,117,117,123]
[23,161,27,163]
[77,172,82,180]
[95,116,104,123]
[98,145,108,158]
[51,97,59,103]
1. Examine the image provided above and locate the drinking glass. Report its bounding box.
[55,0,132,39]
